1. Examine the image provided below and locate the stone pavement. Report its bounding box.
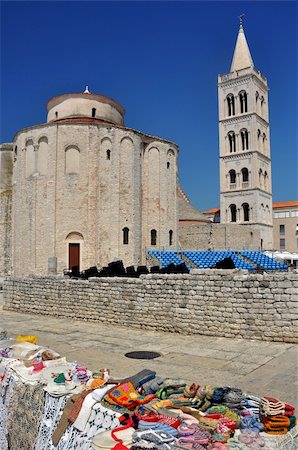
[0,292,297,409]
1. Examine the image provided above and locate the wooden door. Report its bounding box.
[69,243,80,271]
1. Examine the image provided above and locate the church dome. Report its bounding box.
[46,89,125,125]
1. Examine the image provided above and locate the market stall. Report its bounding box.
[0,336,297,450]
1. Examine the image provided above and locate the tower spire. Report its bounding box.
[230,15,254,72]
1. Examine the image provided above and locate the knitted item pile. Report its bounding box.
[260,396,296,435]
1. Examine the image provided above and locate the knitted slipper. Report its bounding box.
[177,424,198,436]
[184,384,200,399]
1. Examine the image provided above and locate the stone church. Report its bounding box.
[0,21,273,276]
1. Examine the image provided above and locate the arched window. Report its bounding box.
[262,133,266,152]
[260,96,264,114]
[241,167,249,182]
[227,94,235,116]
[242,203,250,221]
[65,146,80,174]
[55,111,58,119]
[92,108,96,118]
[25,139,35,178]
[264,171,268,190]
[167,161,170,169]
[37,136,48,175]
[229,204,237,222]
[169,230,173,246]
[229,169,236,184]
[240,129,249,150]
[256,91,259,101]
[257,129,261,139]
[239,91,248,113]
[151,229,157,246]
[106,149,111,160]
[259,169,263,188]
[123,227,129,245]
[228,131,236,153]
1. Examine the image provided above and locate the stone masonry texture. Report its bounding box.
[3,269,298,343]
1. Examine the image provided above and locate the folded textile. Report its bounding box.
[107,381,156,410]
[133,429,175,445]
[184,384,200,399]
[137,413,180,428]
[240,416,264,432]
[73,392,98,431]
[119,370,157,389]
[132,440,173,450]
[260,397,285,416]
[138,422,178,437]
[262,414,291,435]
[68,389,91,423]
[92,426,135,449]
[93,384,117,401]
[142,377,165,395]
[52,393,81,445]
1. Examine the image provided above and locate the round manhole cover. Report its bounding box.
[125,351,161,360]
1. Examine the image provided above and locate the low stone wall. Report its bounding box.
[3,270,298,343]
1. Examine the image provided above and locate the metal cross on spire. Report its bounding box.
[238,13,245,27]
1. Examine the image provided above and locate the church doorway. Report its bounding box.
[69,243,80,271]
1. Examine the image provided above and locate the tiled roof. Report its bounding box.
[272,201,298,209]
[203,202,298,215]
[203,207,220,214]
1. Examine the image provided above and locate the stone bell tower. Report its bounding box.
[218,16,273,250]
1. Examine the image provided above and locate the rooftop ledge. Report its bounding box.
[218,66,267,83]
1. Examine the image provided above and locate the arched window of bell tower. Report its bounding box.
[259,169,263,188]
[239,91,248,113]
[264,171,268,190]
[229,169,236,185]
[262,133,266,153]
[229,204,237,222]
[227,94,235,116]
[240,129,249,150]
[260,96,264,114]
[241,167,249,183]
[228,131,236,153]
[242,203,250,222]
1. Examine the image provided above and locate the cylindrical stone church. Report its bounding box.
[12,90,178,275]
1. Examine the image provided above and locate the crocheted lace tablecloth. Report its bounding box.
[261,425,298,450]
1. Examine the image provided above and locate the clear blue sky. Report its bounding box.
[1,1,297,210]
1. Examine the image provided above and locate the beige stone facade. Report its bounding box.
[0,144,13,275]
[10,92,178,276]
[273,201,298,252]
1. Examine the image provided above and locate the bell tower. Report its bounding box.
[218,16,273,249]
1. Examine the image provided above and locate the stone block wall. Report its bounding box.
[3,270,297,343]
[178,223,263,251]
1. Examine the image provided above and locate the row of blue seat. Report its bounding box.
[148,250,288,271]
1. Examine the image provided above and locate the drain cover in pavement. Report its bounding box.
[125,351,161,360]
